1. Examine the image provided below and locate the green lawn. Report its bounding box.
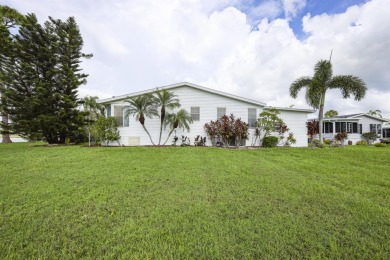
[0,143,389,259]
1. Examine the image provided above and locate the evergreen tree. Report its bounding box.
[2,13,92,144]
[0,5,25,143]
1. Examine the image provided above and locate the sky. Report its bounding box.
[4,0,390,119]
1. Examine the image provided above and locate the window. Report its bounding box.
[248,108,257,128]
[359,124,362,134]
[114,106,125,126]
[191,107,200,121]
[217,107,226,120]
[106,105,111,117]
[335,122,347,133]
[370,124,382,135]
[274,122,281,132]
[370,124,376,133]
[347,123,353,133]
[335,122,358,133]
[323,122,333,133]
[123,107,130,127]
[377,124,382,135]
[383,128,390,138]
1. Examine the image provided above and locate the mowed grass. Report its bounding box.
[0,143,389,259]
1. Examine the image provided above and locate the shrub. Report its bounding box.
[204,114,248,147]
[356,140,368,145]
[310,139,319,147]
[324,139,332,145]
[334,132,348,146]
[91,116,121,146]
[381,139,390,144]
[262,136,279,148]
[361,132,378,144]
[375,142,387,147]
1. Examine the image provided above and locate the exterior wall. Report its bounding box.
[107,86,310,147]
[278,110,310,147]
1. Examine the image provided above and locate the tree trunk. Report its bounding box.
[141,124,155,146]
[163,129,175,145]
[158,107,165,145]
[318,93,325,145]
[1,112,12,143]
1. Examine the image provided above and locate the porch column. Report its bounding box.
[332,122,336,138]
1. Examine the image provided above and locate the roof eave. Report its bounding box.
[264,106,315,113]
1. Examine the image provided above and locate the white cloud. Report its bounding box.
[5,0,390,120]
[282,0,306,20]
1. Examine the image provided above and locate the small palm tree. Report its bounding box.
[367,109,382,118]
[126,94,159,145]
[162,109,193,145]
[154,89,181,145]
[82,96,104,146]
[290,59,366,144]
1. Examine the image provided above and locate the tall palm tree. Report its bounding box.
[367,109,382,118]
[126,94,159,145]
[154,89,180,145]
[290,60,366,144]
[162,109,193,145]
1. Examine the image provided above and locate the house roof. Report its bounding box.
[323,113,388,122]
[98,82,314,113]
[98,82,267,107]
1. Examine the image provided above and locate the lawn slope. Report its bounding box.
[0,143,389,258]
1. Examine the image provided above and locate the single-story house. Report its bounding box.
[98,82,314,147]
[319,113,388,143]
[383,125,390,138]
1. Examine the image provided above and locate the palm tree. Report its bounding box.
[82,96,104,146]
[324,109,338,118]
[367,109,382,118]
[290,59,366,144]
[126,94,159,145]
[154,89,180,145]
[162,109,193,145]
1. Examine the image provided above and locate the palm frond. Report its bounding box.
[313,60,333,84]
[289,76,313,98]
[328,75,367,100]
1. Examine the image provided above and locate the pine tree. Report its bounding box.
[0,5,25,143]
[2,13,92,143]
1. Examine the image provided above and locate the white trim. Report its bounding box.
[264,106,314,113]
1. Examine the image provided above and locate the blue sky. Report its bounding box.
[4,0,390,119]
[238,0,368,37]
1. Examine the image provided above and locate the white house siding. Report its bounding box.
[109,86,266,146]
[104,85,311,147]
[278,110,310,147]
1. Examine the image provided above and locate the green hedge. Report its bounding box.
[262,136,279,147]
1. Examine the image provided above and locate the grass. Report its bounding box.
[0,143,389,259]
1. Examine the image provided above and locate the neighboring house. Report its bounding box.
[382,125,390,138]
[319,113,388,143]
[98,82,314,147]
